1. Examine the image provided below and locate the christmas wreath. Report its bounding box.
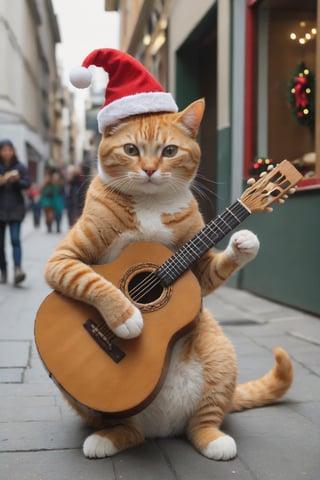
[288,61,315,128]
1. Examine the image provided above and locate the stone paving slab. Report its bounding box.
[113,440,177,480]
[227,406,320,480]
[290,402,320,429]
[0,418,87,452]
[209,288,299,317]
[0,341,30,368]
[0,368,24,383]
[23,359,50,384]
[0,393,55,410]
[0,382,56,397]
[157,437,255,480]
[1,450,114,480]
[0,401,60,423]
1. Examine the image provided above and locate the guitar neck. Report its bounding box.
[156,200,251,287]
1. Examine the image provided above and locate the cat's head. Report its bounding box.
[97,99,205,196]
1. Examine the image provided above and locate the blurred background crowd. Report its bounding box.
[27,163,90,234]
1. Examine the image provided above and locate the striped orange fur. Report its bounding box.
[44,99,293,460]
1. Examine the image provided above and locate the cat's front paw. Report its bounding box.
[83,433,117,458]
[226,229,259,267]
[113,305,143,339]
[202,434,237,461]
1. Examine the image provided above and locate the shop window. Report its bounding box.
[247,0,320,187]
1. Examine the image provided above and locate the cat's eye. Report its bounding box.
[124,143,139,156]
[162,145,178,157]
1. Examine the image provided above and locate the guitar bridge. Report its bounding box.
[83,319,126,364]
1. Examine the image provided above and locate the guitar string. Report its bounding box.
[155,210,244,286]
[127,203,247,301]
[159,202,248,283]
[129,202,246,299]
[128,202,245,299]
[127,203,247,303]
[126,214,229,302]
[93,203,248,338]
[99,324,116,340]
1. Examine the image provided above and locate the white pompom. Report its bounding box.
[69,66,92,89]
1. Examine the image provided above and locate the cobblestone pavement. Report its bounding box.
[0,213,319,479]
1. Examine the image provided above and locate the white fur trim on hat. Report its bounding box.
[97,92,178,132]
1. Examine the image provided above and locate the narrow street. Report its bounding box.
[0,213,319,480]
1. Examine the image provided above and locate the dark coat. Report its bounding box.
[0,160,30,222]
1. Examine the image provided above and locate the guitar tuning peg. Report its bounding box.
[288,187,297,195]
[266,207,273,213]
[278,198,285,205]
[259,171,267,178]
[247,178,256,186]
[267,165,274,171]
[283,194,288,199]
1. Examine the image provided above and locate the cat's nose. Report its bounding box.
[143,168,156,177]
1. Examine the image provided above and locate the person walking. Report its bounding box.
[65,164,88,227]
[51,170,65,233]
[0,139,30,285]
[27,182,41,227]
[40,173,55,233]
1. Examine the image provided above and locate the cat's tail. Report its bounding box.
[230,347,293,412]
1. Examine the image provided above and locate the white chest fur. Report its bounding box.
[133,196,174,245]
[99,190,192,263]
[134,338,203,437]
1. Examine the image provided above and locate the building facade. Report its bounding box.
[107,0,320,315]
[0,0,76,181]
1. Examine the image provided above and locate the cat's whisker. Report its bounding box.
[191,177,227,204]
[105,175,133,193]
[194,174,217,185]
[192,180,218,199]
[166,178,187,196]
[194,173,227,188]
[191,184,215,205]
[165,175,195,196]
[194,173,224,186]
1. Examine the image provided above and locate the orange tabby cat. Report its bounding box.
[44,99,293,460]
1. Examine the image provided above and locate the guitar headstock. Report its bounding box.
[240,160,302,213]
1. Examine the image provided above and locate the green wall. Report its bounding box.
[238,189,320,315]
[216,126,232,214]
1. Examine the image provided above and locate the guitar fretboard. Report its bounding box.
[156,200,250,287]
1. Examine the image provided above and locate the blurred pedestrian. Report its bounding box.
[65,165,86,227]
[52,171,65,233]
[27,182,41,227]
[0,139,30,285]
[40,173,55,233]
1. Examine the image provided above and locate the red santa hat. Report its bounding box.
[69,48,178,133]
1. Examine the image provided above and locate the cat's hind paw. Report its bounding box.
[113,306,143,339]
[202,435,237,461]
[83,433,117,458]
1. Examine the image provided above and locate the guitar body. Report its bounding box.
[34,241,202,418]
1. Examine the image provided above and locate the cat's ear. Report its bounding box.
[176,99,205,137]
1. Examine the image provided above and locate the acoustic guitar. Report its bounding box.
[34,160,302,418]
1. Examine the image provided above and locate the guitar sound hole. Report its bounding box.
[128,271,163,305]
